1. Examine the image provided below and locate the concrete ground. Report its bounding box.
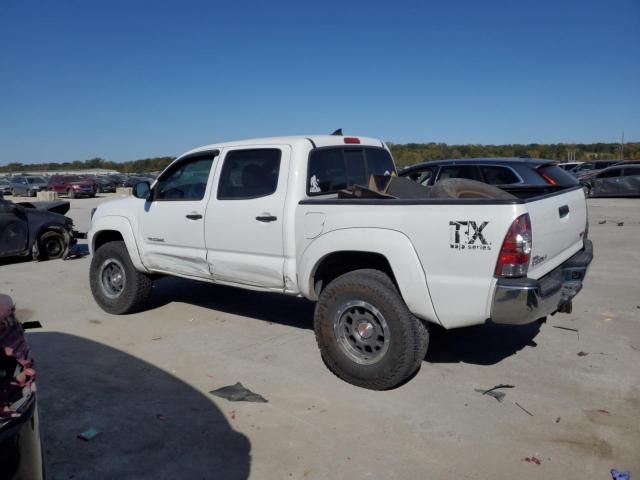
[1,193,638,479]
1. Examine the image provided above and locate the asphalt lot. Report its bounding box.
[1,193,639,479]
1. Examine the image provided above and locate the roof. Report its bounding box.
[182,135,385,157]
[402,157,556,171]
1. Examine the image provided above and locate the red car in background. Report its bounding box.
[48,175,95,198]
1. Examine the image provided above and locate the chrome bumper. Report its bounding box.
[490,240,593,325]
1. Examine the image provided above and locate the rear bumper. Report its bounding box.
[490,240,593,325]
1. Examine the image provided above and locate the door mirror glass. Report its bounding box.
[133,181,151,200]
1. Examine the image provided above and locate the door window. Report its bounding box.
[217,149,281,200]
[597,168,623,179]
[437,165,481,182]
[407,168,435,186]
[480,166,521,185]
[154,154,216,201]
[623,167,640,176]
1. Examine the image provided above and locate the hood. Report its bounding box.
[0,295,35,422]
[17,200,71,216]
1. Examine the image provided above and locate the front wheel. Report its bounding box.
[314,269,429,390]
[38,230,67,260]
[89,240,153,314]
[67,188,76,199]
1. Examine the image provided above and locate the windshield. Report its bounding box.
[27,177,47,184]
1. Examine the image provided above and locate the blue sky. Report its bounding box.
[1,0,638,164]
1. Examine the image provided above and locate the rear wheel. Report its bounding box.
[90,240,153,314]
[38,230,67,260]
[314,269,429,390]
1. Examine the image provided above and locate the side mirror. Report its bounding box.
[133,181,151,200]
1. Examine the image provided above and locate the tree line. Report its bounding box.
[388,142,639,167]
[1,142,638,173]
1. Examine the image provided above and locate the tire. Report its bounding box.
[314,269,429,390]
[67,188,76,199]
[12,189,18,197]
[90,240,153,314]
[96,185,103,194]
[38,230,66,260]
[428,178,516,200]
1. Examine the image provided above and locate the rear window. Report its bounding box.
[307,147,395,195]
[537,165,579,186]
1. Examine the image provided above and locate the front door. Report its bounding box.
[137,152,218,277]
[205,146,289,289]
[0,201,28,257]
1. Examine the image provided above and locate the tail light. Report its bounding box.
[495,213,532,278]
[344,137,360,144]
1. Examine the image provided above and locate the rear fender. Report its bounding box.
[299,228,440,325]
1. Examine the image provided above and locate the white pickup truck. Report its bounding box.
[88,134,593,390]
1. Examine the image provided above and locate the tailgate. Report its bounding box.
[526,187,588,279]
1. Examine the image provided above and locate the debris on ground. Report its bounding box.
[555,417,561,423]
[523,456,541,465]
[552,325,579,339]
[515,402,534,416]
[598,220,606,224]
[596,409,610,415]
[151,336,162,341]
[617,222,624,227]
[610,469,631,480]
[577,351,589,356]
[474,384,514,403]
[77,428,103,441]
[229,410,236,420]
[156,413,167,421]
[209,382,268,403]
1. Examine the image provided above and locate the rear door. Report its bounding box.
[526,187,588,279]
[205,146,289,288]
[620,166,640,196]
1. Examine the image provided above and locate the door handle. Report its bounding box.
[558,205,569,218]
[256,215,277,223]
[186,213,203,220]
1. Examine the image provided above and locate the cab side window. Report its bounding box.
[154,154,215,201]
[217,149,281,200]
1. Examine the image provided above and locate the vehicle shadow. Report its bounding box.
[149,277,539,365]
[149,276,316,330]
[28,332,251,480]
[426,321,541,365]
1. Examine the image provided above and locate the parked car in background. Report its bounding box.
[558,161,583,171]
[122,175,155,188]
[0,198,77,260]
[9,176,49,197]
[581,165,640,197]
[0,294,44,480]
[570,160,618,179]
[81,175,117,193]
[48,175,95,198]
[400,158,579,188]
[0,178,12,195]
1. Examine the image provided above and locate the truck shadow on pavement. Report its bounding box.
[426,321,541,365]
[28,332,251,480]
[149,277,541,366]
[149,276,316,330]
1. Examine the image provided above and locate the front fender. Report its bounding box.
[299,228,440,325]
[89,215,148,272]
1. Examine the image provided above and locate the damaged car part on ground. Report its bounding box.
[0,197,85,261]
[0,294,44,480]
